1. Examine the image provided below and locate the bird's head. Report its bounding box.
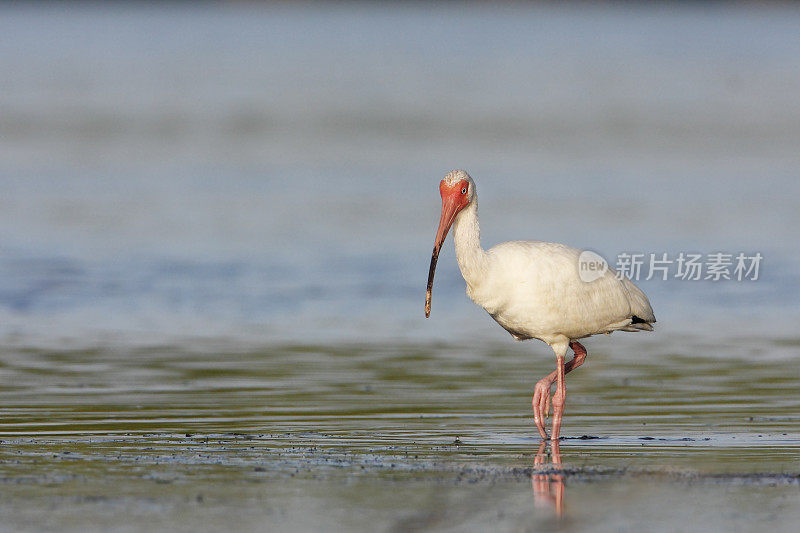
[440,168,475,204]
[425,169,475,318]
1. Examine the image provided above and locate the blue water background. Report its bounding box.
[1,3,799,348]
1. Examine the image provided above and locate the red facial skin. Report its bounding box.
[425,179,470,318]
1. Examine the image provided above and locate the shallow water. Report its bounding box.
[2,2,800,531]
[3,337,800,530]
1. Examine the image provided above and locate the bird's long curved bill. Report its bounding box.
[425,196,460,318]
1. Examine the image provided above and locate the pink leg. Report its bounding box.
[550,355,566,441]
[532,341,588,440]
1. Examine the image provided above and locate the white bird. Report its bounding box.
[425,170,655,442]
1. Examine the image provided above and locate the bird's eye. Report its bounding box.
[461,187,468,195]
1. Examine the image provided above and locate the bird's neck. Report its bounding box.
[453,198,488,290]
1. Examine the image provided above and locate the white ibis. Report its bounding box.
[425,170,655,442]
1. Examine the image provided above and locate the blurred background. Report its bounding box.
[1,1,799,348]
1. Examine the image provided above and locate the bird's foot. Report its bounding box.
[532,376,554,439]
[550,387,566,442]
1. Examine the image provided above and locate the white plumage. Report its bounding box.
[462,241,655,343]
[425,169,655,441]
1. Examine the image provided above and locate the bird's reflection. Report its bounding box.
[532,439,564,517]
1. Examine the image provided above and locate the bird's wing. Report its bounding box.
[477,241,655,340]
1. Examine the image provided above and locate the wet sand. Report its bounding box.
[3,432,800,532]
